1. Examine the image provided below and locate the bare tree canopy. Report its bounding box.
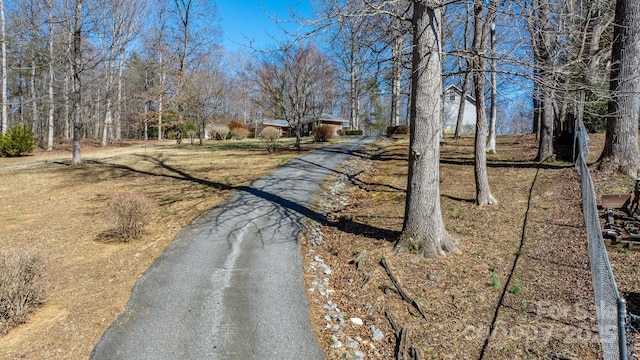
[251,42,337,150]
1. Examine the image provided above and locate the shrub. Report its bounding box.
[230,127,250,140]
[211,125,230,140]
[105,193,157,241]
[0,124,36,157]
[228,120,249,131]
[259,126,281,153]
[386,125,409,136]
[344,129,363,136]
[183,122,198,144]
[314,125,334,142]
[0,251,47,336]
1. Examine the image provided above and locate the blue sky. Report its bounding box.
[216,1,312,52]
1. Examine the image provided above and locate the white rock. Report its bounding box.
[350,317,364,326]
[370,326,384,341]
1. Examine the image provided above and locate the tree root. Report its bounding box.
[394,232,460,258]
[380,256,428,321]
[395,327,422,360]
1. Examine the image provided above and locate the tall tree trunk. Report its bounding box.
[102,97,112,146]
[64,31,71,140]
[533,0,555,161]
[390,18,402,127]
[454,65,470,139]
[350,58,359,130]
[47,12,55,150]
[397,0,458,258]
[158,62,165,141]
[31,62,39,138]
[487,22,497,153]
[71,0,82,166]
[454,0,472,139]
[536,81,554,161]
[158,87,164,141]
[144,101,149,141]
[115,55,124,142]
[47,72,55,149]
[294,120,301,151]
[598,0,640,176]
[472,0,498,206]
[0,0,6,135]
[532,80,540,137]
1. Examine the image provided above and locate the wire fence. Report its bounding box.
[575,120,630,359]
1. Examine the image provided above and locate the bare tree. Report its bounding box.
[95,0,141,146]
[515,0,613,159]
[449,0,473,139]
[486,21,497,153]
[253,43,337,150]
[390,2,412,128]
[1,0,6,135]
[396,0,459,258]
[471,0,498,205]
[598,0,640,176]
[317,0,377,131]
[46,0,55,150]
[530,0,555,161]
[144,5,170,141]
[71,0,82,166]
[181,64,227,145]
[169,0,221,143]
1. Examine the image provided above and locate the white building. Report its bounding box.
[443,85,477,134]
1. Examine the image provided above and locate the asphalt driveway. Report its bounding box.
[90,137,374,360]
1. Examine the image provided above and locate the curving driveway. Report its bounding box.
[90,137,375,360]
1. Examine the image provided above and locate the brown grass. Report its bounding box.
[305,133,640,360]
[3,133,639,360]
[0,137,332,359]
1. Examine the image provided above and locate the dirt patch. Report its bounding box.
[302,134,636,359]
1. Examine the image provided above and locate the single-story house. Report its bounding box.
[255,119,292,137]
[255,114,350,137]
[443,84,476,134]
[302,114,350,137]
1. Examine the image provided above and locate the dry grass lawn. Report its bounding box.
[0,137,331,359]
[2,133,639,360]
[305,133,640,359]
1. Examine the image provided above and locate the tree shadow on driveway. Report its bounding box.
[83,152,398,243]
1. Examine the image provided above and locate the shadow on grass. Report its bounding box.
[478,168,541,360]
[95,229,131,244]
[71,151,397,244]
[440,157,575,170]
[443,194,476,204]
[296,158,405,193]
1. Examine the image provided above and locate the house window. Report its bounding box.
[449,94,456,101]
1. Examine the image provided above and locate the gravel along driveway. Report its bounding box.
[90,137,375,360]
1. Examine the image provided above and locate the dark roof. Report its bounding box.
[258,119,289,128]
[258,115,350,128]
[304,113,350,126]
